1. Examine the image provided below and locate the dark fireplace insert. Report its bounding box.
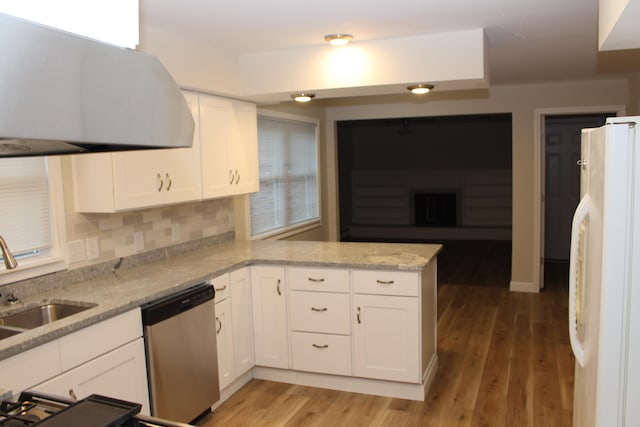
[414,193,457,226]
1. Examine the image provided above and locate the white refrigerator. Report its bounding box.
[569,116,640,426]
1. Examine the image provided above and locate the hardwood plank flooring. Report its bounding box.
[199,258,572,427]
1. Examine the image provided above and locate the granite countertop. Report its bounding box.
[0,240,441,361]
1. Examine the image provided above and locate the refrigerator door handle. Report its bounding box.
[569,194,590,367]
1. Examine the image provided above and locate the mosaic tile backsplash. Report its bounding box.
[65,198,234,269]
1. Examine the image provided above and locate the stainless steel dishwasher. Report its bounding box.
[141,283,219,424]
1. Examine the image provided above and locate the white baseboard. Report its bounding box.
[509,280,540,293]
[252,366,428,401]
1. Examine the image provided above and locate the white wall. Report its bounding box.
[138,25,242,96]
[321,78,629,290]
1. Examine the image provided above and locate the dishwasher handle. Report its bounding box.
[141,283,215,326]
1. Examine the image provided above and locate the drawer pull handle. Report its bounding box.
[308,277,325,283]
[216,317,222,334]
[376,279,395,285]
[277,279,282,296]
[312,344,329,349]
[357,306,361,324]
[311,307,328,312]
[69,388,78,400]
[165,173,172,191]
[215,285,227,292]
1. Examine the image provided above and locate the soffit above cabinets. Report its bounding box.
[238,29,489,104]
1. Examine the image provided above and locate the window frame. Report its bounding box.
[250,110,322,240]
[0,157,68,285]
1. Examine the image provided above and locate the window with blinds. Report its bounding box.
[250,114,319,238]
[0,157,66,282]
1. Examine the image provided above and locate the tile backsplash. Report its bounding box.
[65,198,234,269]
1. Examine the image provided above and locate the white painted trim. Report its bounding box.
[510,280,539,293]
[252,366,428,401]
[533,105,626,292]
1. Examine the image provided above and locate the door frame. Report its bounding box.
[533,105,625,291]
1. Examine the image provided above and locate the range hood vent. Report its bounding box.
[0,13,194,157]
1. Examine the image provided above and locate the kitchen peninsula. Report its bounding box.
[0,239,440,408]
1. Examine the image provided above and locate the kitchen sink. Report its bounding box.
[0,327,21,340]
[0,302,97,330]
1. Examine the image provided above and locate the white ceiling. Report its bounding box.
[139,0,636,89]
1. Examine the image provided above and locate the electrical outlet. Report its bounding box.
[171,223,180,243]
[134,231,144,252]
[68,240,86,263]
[86,237,99,260]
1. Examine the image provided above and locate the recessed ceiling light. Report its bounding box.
[324,34,353,46]
[407,84,434,95]
[291,93,316,102]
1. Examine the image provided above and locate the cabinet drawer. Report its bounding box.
[210,274,230,301]
[289,291,350,334]
[352,270,419,296]
[288,267,349,293]
[59,308,142,371]
[290,332,351,376]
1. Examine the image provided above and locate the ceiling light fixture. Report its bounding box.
[407,84,434,95]
[291,93,316,102]
[324,34,353,46]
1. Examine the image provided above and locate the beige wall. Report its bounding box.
[319,78,629,290]
[139,25,242,97]
[628,73,640,115]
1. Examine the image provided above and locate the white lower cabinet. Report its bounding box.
[251,266,288,369]
[287,267,352,377]
[8,309,152,414]
[32,339,150,414]
[290,332,351,376]
[212,268,255,391]
[352,294,420,383]
[215,296,235,390]
[229,268,254,376]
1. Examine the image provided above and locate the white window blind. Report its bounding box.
[251,115,319,237]
[0,157,52,262]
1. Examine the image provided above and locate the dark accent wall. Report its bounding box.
[337,113,513,241]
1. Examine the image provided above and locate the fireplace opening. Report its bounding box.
[415,193,457,227]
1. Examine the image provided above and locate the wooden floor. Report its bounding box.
[199,252,573,427]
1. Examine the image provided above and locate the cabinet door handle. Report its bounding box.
[308,277,325,283]
[215,285,227,292]
[229,169,234,184]
[68,388,78,401]
[356,306,361,324]
[165,173,172,191]
[235,170,240,184]
[376,279,394,285]
[216,317,222,334]
[312,344,329,349]
[156,173,164,192]
[311,307,328,312]
[276,278,282,296]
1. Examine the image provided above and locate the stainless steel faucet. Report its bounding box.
[0,234,18,270]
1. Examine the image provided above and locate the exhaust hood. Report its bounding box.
[0,13,194,157]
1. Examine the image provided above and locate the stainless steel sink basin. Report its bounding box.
[0,327,21,340]
[0,302,97,330]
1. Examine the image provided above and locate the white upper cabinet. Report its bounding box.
[71,90,257,212]
[0,0,139,48]
[71,92,202,212]
[196,93,259,199]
